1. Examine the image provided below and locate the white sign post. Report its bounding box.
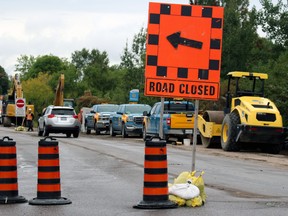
[15,98,26,117]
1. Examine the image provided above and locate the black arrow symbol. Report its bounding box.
[167,32,203,49]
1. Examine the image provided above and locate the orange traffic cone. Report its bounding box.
[134,137,177,209]
[29,137,71,205]
[0,136,27,204]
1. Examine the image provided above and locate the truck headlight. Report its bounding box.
[127,116,134,122]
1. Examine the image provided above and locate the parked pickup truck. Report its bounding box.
[142,100,196,142]
[110,103,151,137]
[90,104,119,134]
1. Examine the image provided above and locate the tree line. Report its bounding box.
[0,0,287,125]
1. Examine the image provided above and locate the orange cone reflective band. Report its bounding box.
[134,138,177,209]
[29,137,71,205]
[0,137,27,204]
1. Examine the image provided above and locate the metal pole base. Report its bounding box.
[0,195,27,204]
[133,200,177,209]
[29,197,72,205]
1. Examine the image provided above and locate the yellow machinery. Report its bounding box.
[53,74,74,107]
[198,71,287,154]
[1,74,34,127]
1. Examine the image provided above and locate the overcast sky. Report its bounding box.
[0,0,275,75]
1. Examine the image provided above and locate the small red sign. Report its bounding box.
[16,99,25,108]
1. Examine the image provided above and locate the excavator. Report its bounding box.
[1,74,34,127]
[53,74,74,107]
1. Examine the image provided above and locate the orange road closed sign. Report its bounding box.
[146,78,219,100]
[145,3,224,100]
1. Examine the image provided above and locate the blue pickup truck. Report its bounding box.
[110,103,151,137]
[142,100,196,142]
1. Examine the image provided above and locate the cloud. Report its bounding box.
[1,0,273,75]
[0,7,146,75]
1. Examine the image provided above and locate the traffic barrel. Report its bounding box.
[29,137,71,205]
[134,137,177,209]
[0,136,27,204]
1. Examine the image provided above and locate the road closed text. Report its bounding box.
[145,79,219,100]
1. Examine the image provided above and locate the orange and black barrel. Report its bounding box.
[0,136,27,204]
[134,138,177,209]
[29,137,71,205]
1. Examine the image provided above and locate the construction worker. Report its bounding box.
[26,108,34,131]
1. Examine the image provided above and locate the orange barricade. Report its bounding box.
[0,136,27,204]
[29,137,71,205]
[134,138,177,209]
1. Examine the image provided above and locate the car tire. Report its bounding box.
[3,117,11,127]
[38,125,43,136]
[86,128,91,134]
[221,112,241,152]
[73,132,79,138]
[110,124,116,137]
[66,133,71,138]
[43,126,49,136]
[121,124,128,138]
[95,123,100,135]
[142,126,148,141]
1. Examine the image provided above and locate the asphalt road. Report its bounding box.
[0,127,287,216]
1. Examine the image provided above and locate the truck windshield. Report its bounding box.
[97,105,119,112]
[125,105,151,114]
[164,103,194,112]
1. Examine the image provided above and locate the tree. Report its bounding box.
[0,66,9,95]
[29,55,65,78]
[193,0,220,5]
[48,59,81,100]
[71,48,111,97]
[259,0,288,47]
[221,0,260,75]
[21,73,54,116]
[16,55,67,80]
[15,55,36,79]
[108,65,128,104]
[119,27,156,104]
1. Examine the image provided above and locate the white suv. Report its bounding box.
[38,105,80,138]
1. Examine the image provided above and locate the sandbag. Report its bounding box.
[168,195,186,206]
[169,181,200,199]
[191,171,206,203]
[168,171,207,207]
[186,195,203,207]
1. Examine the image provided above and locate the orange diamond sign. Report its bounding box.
[145,3,224,100]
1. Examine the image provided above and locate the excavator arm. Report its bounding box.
[53,74,74,107]
[8,74,23,101]
[53,74,64,106]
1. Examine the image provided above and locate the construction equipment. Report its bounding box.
[1,74,34,127]
[198,71,287,154]
[53,74,74,107]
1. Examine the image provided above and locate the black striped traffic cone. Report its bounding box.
[134,137,177,209]
[29,137,71,205]
[0,136,27,204]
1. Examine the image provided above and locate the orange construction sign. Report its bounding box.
[145,3,224,100]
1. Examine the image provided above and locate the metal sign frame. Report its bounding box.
[145,2,224,100]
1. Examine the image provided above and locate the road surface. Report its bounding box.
[0,127,287,216]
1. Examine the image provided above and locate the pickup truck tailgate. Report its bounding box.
[170,113,194,129]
